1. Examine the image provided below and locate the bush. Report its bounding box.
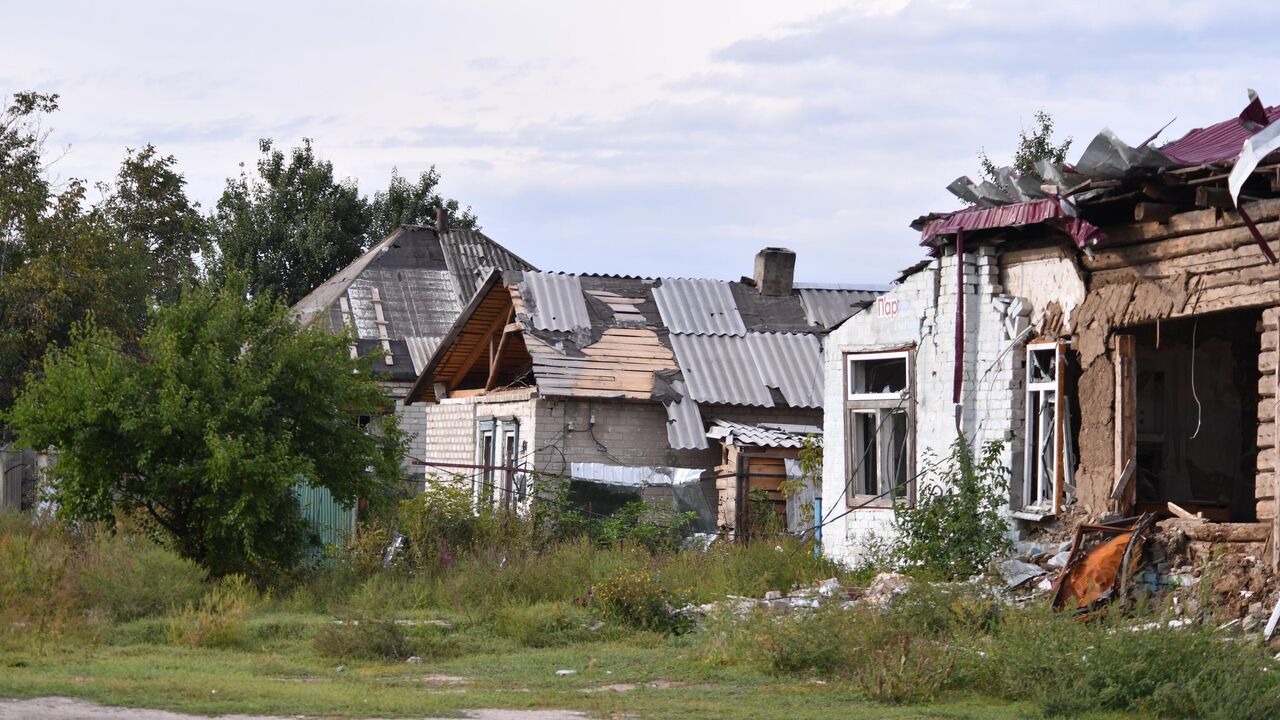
[493,602,595,647]
[313,618,413,661]
[78,529,206,621]
[591,567,691,634]
[398,478,506,569]
[165,574,257,648]
[891,437,1010,579]
[592,501,693,552]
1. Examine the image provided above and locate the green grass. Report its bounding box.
[0,610,1057,719]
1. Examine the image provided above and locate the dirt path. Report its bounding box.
[0,697,590,720]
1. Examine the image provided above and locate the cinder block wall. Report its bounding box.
[821,247,1030,565]
[420,389,540,484]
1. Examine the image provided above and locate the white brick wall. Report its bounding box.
[821,247,1035,565]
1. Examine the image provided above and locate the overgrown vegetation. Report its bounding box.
[4,507,1278,719]
[978,109,1073,184]
[890,437,1011,580]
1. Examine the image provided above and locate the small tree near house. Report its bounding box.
[4,276,406,581]
[979,109,1073,184]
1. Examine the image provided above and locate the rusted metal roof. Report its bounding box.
[919,199,1105,249]
[520,271,591,331]
[705,419,820,449]
[653,277,747,336]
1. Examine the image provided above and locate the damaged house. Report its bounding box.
[292,219,535,470]
[823,96,1280,570]
[403,248,878,535]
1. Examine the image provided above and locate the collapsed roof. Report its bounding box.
[913,95,1280,261]
[291,225,536,381]
[405,267,881,450]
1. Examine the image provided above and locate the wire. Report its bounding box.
[1189,318,1202,440]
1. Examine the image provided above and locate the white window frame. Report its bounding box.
[844,351,914,508]
[1022,341,1065,514]
[475,417,522,511]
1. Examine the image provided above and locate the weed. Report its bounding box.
[165,574,257,648]
[591,567,692,634]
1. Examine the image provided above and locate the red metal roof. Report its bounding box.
[919,198,1105,248]
[1159,105,1280,165]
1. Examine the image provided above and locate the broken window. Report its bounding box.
[1023,342,1064,513]
[845,352,913,507]
[476,417,521,511]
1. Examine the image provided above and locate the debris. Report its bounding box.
[335,665,346,674]
[1265,595,1280,642]
[996,559,1047,589]
[1052,514,1155,615]
[555,669,577,677]
[818,578,841,597]
[1166,502,1201,521]
[406,656,422,664]
[763,590,782,601]
[1046,550,1071,568]
[864,573,911,605]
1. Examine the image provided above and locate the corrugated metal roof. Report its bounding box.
[653,277,747,336]
[1161,105,1280,165]
[669,332,822,408]
[745,332,823,408]
[405,336,443,375]
[797,288,878,329]
[670,334,771,407]
[521,271,591,331]
[440,229,537,304]
[663,379,709,450]
[705,419,820,449]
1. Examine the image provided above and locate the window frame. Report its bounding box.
[1022,340,1066,514]
[844,350,915,509]
[475,417,522,512]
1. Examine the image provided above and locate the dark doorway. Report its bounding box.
[1130,310,1260,522]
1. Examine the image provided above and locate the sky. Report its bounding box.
[6,0,1280,285]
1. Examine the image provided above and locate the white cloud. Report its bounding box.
[5,0,1280,283]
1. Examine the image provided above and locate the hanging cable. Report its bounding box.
[1189,318,1202,440]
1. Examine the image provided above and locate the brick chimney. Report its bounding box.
[436,206,449,233]
[753,247,796,296]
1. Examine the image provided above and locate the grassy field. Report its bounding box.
[5,508,1279,720]
[0,610,1058,719]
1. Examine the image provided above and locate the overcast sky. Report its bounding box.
[6,1,1280,285]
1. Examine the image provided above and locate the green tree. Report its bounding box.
[99,144,210,304]
[0,93,151,414]
[4,276,406,580]
[211,139,371,305]
[368,167,478,240]
[979,109,1072,184]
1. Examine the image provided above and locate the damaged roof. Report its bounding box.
[406,268,879,450]
[705,419,821,449]
[915,96,1280,254]
[291,225,536,381]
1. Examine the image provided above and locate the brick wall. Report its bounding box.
[821,246,1046,565]
[1258,308,1278,522]
[420,389,539,485]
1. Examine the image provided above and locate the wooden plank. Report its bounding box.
[1112,334,1137,514]
[485,307,516,391]
[1167,501,1201,521]
[1134,202,1178,222]
[447,298,515,389]
[1195,186,1234,210]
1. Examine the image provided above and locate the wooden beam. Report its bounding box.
[447,299,516,389]
[1195,186,1233,210]
[1134,202,1178,223]
[1166,502,1201,521]
[486,307,517,391]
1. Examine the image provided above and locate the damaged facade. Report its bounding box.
[292,223,536,469]
[824,98,1280,571]
[403,248,878,536]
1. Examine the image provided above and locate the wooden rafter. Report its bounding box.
[448,299,516,390]
[486,307,517,391]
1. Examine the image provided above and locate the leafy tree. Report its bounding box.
[979,110,1072,184]
[0,93,151,414]
[368,167,478,240]
[99,144,210,304]
[211,138,370,305]
[4,276,407,580]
